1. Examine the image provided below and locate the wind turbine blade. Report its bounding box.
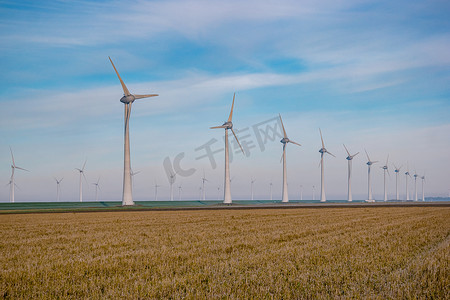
[227,93,235,122]
[343,144,350,157]
[109,57,131,96]
[75,168,82,172]
[319,128,324,149]
[210,125,226,129]
[365,149,370,162]
[386,154,389,166]
[353,152,360,157]
[327,151,336,158]
[279,114,287,139]
[134,94,159,99]
[15,166,29,172]
[9,146,15,167]
[290,140,301,147]
[82,160,87,171]
[231,128,245,155]
[372,161,379,164]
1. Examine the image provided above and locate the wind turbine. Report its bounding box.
[365,150,378,202]
[279,114,301,203]
[421,175,426,201]
[319,129,334,202]
[201,171,208,201]
[312,185,316,201]
[75,160,87,202]
[8,147,29,203]
[405,165,412,201]
[92,178,101,201]
[109,57,158,206]
[413,171,419,201]
[178,184,182,201]
[343,144,359,202]
[381,155,390,202]
[300,185,303,201]
[169,172,176,201]
[210,93,244,204]
[54,177,63,202]
[269,182,273,201]
[154,180,161,201]
[250,178,256,200]
[217,186,221,200]
[393,164,402,201]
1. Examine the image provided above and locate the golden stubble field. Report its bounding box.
[1,207,449,299]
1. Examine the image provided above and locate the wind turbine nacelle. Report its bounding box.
[120,95,135,104]
[280,137,289,144]
[367,162,372,166]
[222,121,233,129]
[346,156,352,160]
[319,148,326,154]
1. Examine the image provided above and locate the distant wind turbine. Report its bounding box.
[405,165,412,201]
[279,114,301,203]
[269,181,273,201]
[178,184,182,201]
[319,129,334,202]
[312,185,316,201]
[393,164,402,201]
[300,185,303,201]
[154,180,161,201]
[250,178,256,201]
[109,57,158,206]
[343,144,359,202]
[75,160,87,202]
[201,171,208,201]
[381,155,390,202]
[92,178,101,201]
[365,150,378,202]
[169,172,176,201]
[413,171,419,201]
[210,93,244,204]
[217,186,221,200]
[54,177,63,202]
[8,147,29,203]
[421,175,426,201]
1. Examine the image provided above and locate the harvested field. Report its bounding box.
[1,207,449,298]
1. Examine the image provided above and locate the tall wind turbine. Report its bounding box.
[109,57,158,206]
[8,147,29,203]
[343,144,359,202]
[365,150,378,202]
[201,171,208,201]
[300,185,303,201]
[250,178,256,200]
[405,166,412,201]
[178,184,182,201]
[269,182,273,201]
[381,155,390,202]
[319,129,334,202]
[279,114,301,203]
[421,175,425,201]
[169,172,176,201]
[75,160,87,202]
[154,180,161,201]
[393,164,402,201]
[92,178,101,201]
[210,93,244,204]
[413,171,419,201]
[55,177,63,202]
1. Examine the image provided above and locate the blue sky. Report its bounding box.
[1,0,449,202]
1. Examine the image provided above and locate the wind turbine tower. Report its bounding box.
[210,93,244,204]
[154,181,161,201]
[413,171,419,201]
[250,178,256,200]
[381,155,389,202]
[343,144,359,202]
[269,182,273,201]
[300,185,303,201]
[405,166,411,201]
[109,57,158,206]
[421,175,425,201]
[169,173,176,201]
[394,164,402,201]
[55,178,63,202]
[279,114,301,203]
[92,178,100,201]
[8,147,29,203]
[365,150,378,202]
[201,171,208,201]
[178,184,182,201]
[75,160,87,202]
[319,129,335,202]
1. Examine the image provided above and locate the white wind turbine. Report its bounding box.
[381,155,390,202]
[210,93,244,204]
[92,178,101,201]
[365,150,378,202]
[201,171,208,201]
[279,114,301,203]
[169,172,176,201]
[300,185,303,201]
[319,129,334,202]
[413,171,419,201]
[154,180,161,201]
[109,57,158,206]
[421,175,426,201]
[269,181,273,201]
[393,164,402,201]
[343,144,359,202]
[8,147,29,203]
[75,160,87,202]
[54,177,63,202]
[250,178,256,201]
[130,169,140,188]
[178,184,182,201]
[405,165,412,201]
[217,186,221,200]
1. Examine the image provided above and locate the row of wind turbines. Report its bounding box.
[5,58,427,205]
